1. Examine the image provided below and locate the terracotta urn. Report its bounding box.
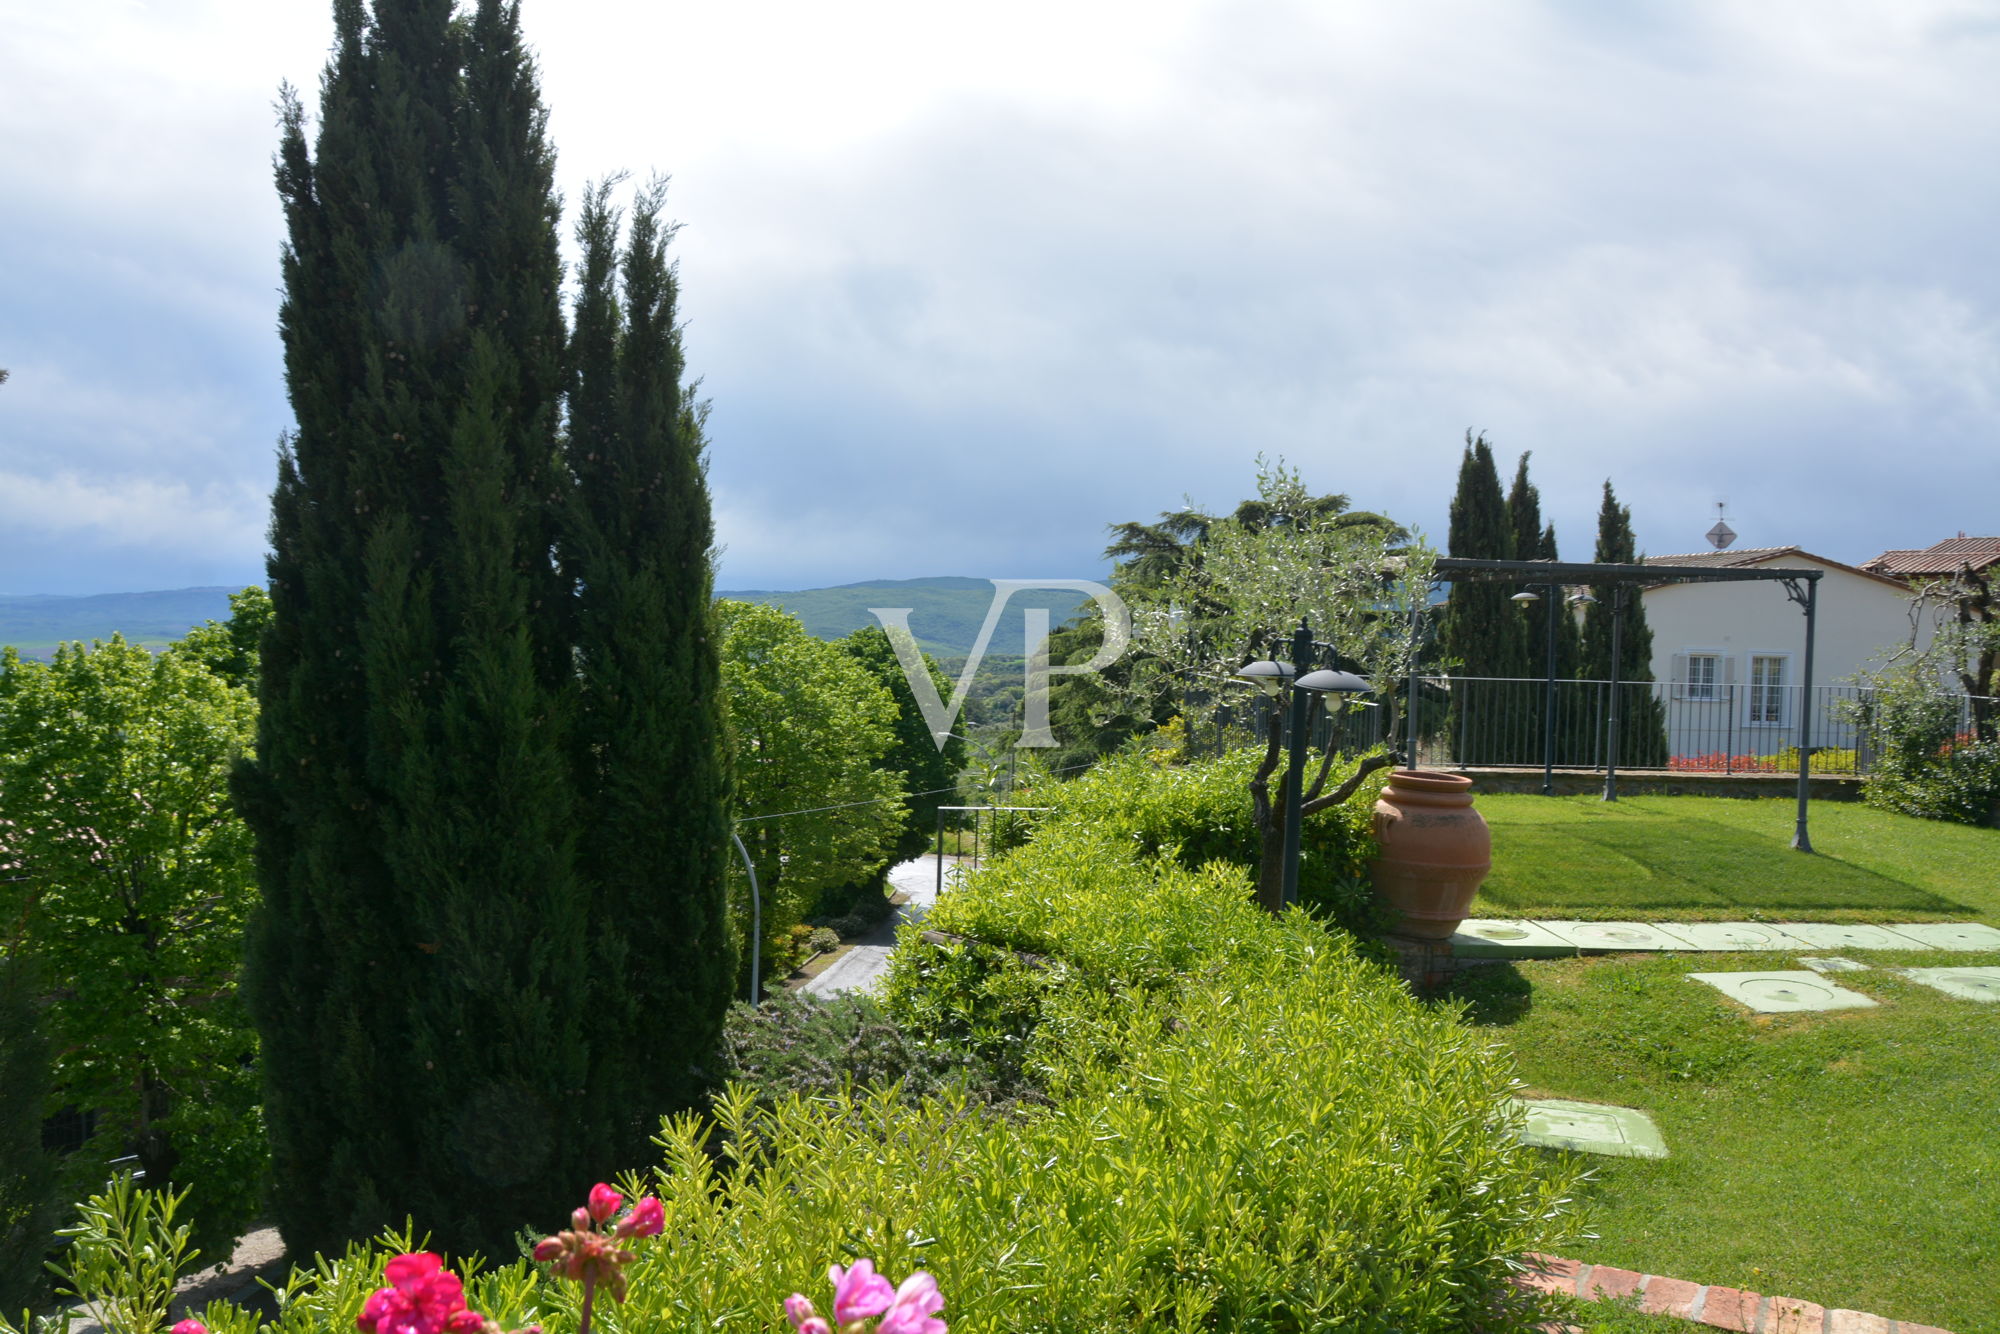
[1369,769,1491,939]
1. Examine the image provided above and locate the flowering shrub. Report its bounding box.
[785,1260,946,1334]
[1668,752,1785,773]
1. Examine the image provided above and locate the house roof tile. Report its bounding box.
[1862,537,2000,577]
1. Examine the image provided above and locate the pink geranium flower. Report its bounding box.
[357,1253,488,1334]
[171,1322,208,1334]
[829,1260,895,1324]
[615,1196,663,1238]
[877,1271,946,1334]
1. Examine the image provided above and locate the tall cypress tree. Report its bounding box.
[1580,481,1669,766]
[239,0,729,1259]
[1439,433,1522,762]
[564,178,735,1152]
[1505,454,1586,763]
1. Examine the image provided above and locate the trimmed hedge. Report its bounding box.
[1032,747,1393,934]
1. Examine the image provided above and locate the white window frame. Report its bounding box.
[1671,649,1732,702]
[1744,651,1792,728]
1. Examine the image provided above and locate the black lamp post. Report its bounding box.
[1237,621,1372,908]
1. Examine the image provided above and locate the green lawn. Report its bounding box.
[1453,796,2000,1332]
[1472,795,2000,923]
[1452,953,2000,1333]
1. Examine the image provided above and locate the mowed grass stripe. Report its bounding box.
[1470,795,1998,922]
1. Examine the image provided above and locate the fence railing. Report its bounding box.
[1200,677,1994,778]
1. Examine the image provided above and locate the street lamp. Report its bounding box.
[1236,621,1372,909]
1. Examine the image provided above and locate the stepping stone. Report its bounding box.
[1799,956,1869,974]
[1448,920,1577,958]
[1542,921,1699,952]
[1689,970,1879,1014]
[1513,1098,1668,1159]
[1775,923,1931,951]
[1878,922,2000,951]
[1899,966,2000,1002]
[1664,922,1814,951]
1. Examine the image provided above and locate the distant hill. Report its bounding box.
[1,577,1098,665]
[717,576,1093,658]
[0,587,239,660]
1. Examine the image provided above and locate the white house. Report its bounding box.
[1639,547,1929,765]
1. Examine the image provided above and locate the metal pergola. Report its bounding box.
[1427,557,1824,853]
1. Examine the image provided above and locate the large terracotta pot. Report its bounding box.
[1370,769,1491,939]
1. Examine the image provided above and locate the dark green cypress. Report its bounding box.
[238,0,718,1258]
[1439,433,1523,762]
[1504,453,1552,754]
[1581,481,1669,766]
[563,178,736,1161]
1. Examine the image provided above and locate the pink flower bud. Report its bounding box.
[571,1207,591,1232]
[615,1196,663,1238]
[784,1294,817,1331]
[587,1183,623,1222]
[531,1237,563,1263]
[171,1321,208,1334]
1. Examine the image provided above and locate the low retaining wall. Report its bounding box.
[1450,767,1863,801]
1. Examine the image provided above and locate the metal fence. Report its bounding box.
[1201,677,1995,778]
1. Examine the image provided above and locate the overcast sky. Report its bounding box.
[3,0,1996,596]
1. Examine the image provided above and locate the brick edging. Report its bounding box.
[1513,1254,1956,1334]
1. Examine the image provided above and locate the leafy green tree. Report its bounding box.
[237,0,730,1258]
[168,587,272,692]
[1580,481,1668,766]
[1124,462,1433,910]
[0,640,263,1260]
[719,603,904,984]
[0,950,60,1313]
[840,627,968,863]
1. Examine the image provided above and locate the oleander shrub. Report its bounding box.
[1019,746,1393,934]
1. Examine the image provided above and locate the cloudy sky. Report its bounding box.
[3,0,1996,596]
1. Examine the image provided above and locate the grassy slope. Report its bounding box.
[1472,794,2000,924]
[1451,952,2000,1333]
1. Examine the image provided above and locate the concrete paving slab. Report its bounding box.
[1543,921,1700,952]
[1689,970,1879,1013]
[1899,966,2000,1003]
[1879,922,2000,951]
[1513,1098,1668,1159]
[1662,921,1815,951]
[1448,919,1578,958]
[1777,923,1931,951]
[1799,956,1869,974]
[801,945,892,998]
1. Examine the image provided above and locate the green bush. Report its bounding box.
[1848,663,2000,826]
[1031,746,1391,933]
[714,991,944,1108]
[0,952,60,1313]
